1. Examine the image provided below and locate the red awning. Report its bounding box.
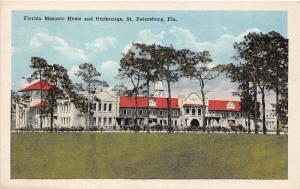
[208,100,240,111]
[32,101,47,108]
[19,80,61,92]
[119,96,180,109]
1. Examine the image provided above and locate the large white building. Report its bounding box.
[14,80,278,131]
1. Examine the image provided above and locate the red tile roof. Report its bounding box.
[119,96,180,109]
[208,100,240,111]
[32,101,47,108]
[19,80,61,92]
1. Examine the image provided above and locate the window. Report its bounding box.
[104,103,107,111]
[160,110,163,116]
[144,109,147,114]
[98,103,102,111]
[164,110,167,115]
[109,103,112,112]
[128,109,131,115]
[139,109,143,115]
[104,117,107,125]
[98,117,102,126]
[192,108,195,115]
[186,108,190,114]
[92,103,97,111]
[160,120,163,125]
[108,118,112,125]
[175,120,177,126]
[164,120,167,125]
[198,109,201,115]
[123,109,127,115]
[93,118,96,126]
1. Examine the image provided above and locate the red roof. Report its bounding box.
[32,101,47,108]
[19,80,60,92]
[120,96,180,109]
[208,100,240,111]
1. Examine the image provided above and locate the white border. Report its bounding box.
[1,1,300,189]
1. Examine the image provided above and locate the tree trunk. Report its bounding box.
[167,80,172,133]
[134,94,138,132]
[200,79,206,132]
[39,70,43,129]
[247,115,251,134]
[276,89,280,135]
[50,91,54,133]
[87,83,91,129]
[253,74,258,134]
[146,80,150,133]
[261,87,267,134]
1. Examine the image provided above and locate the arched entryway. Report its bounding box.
[190,119,200,127]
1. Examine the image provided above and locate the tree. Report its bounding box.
[225,63,261,133]
[11,90,31,129]
[232,31,288,134]
[26,57,49,129]
[152,45,182,132]
[131,43,159,133]
[27,57,81,132]
[75,63,108,129]
[179,50,218,132]
[232,32,267,134]
[264,31,288,134]
[119,44,146,132]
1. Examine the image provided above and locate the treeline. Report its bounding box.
[224,31,288,135]
[12,31,288,134]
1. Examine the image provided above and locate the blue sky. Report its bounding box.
[12,11,287,100]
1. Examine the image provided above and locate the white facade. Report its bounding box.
[92,90,119,129]
[178,93,205,128]
[265,108,277,130]
[56,89,119,129]
[15,90,56,129]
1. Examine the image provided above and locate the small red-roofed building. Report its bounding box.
[15,80,60,129]
[207,99,245,128]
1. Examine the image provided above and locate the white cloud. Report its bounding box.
[134,26,261,57]
[122,43,132,54]
[137,29,165,45]
[86,36,117,52]
[236,28,261,42]
[29,32,89,61]
[100,60,119,73]
[99,60,120,85]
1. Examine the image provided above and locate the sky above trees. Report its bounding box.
[12,11,287,101]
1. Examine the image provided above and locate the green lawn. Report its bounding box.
[11,132,287,179]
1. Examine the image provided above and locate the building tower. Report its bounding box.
[154,81,166,97]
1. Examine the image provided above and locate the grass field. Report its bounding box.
[11,132,287,179]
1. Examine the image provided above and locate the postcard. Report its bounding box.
[1,1,300,189]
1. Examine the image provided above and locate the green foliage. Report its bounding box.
[74,63,108,127]
[26,57,81,132]
[226,31,288,134]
